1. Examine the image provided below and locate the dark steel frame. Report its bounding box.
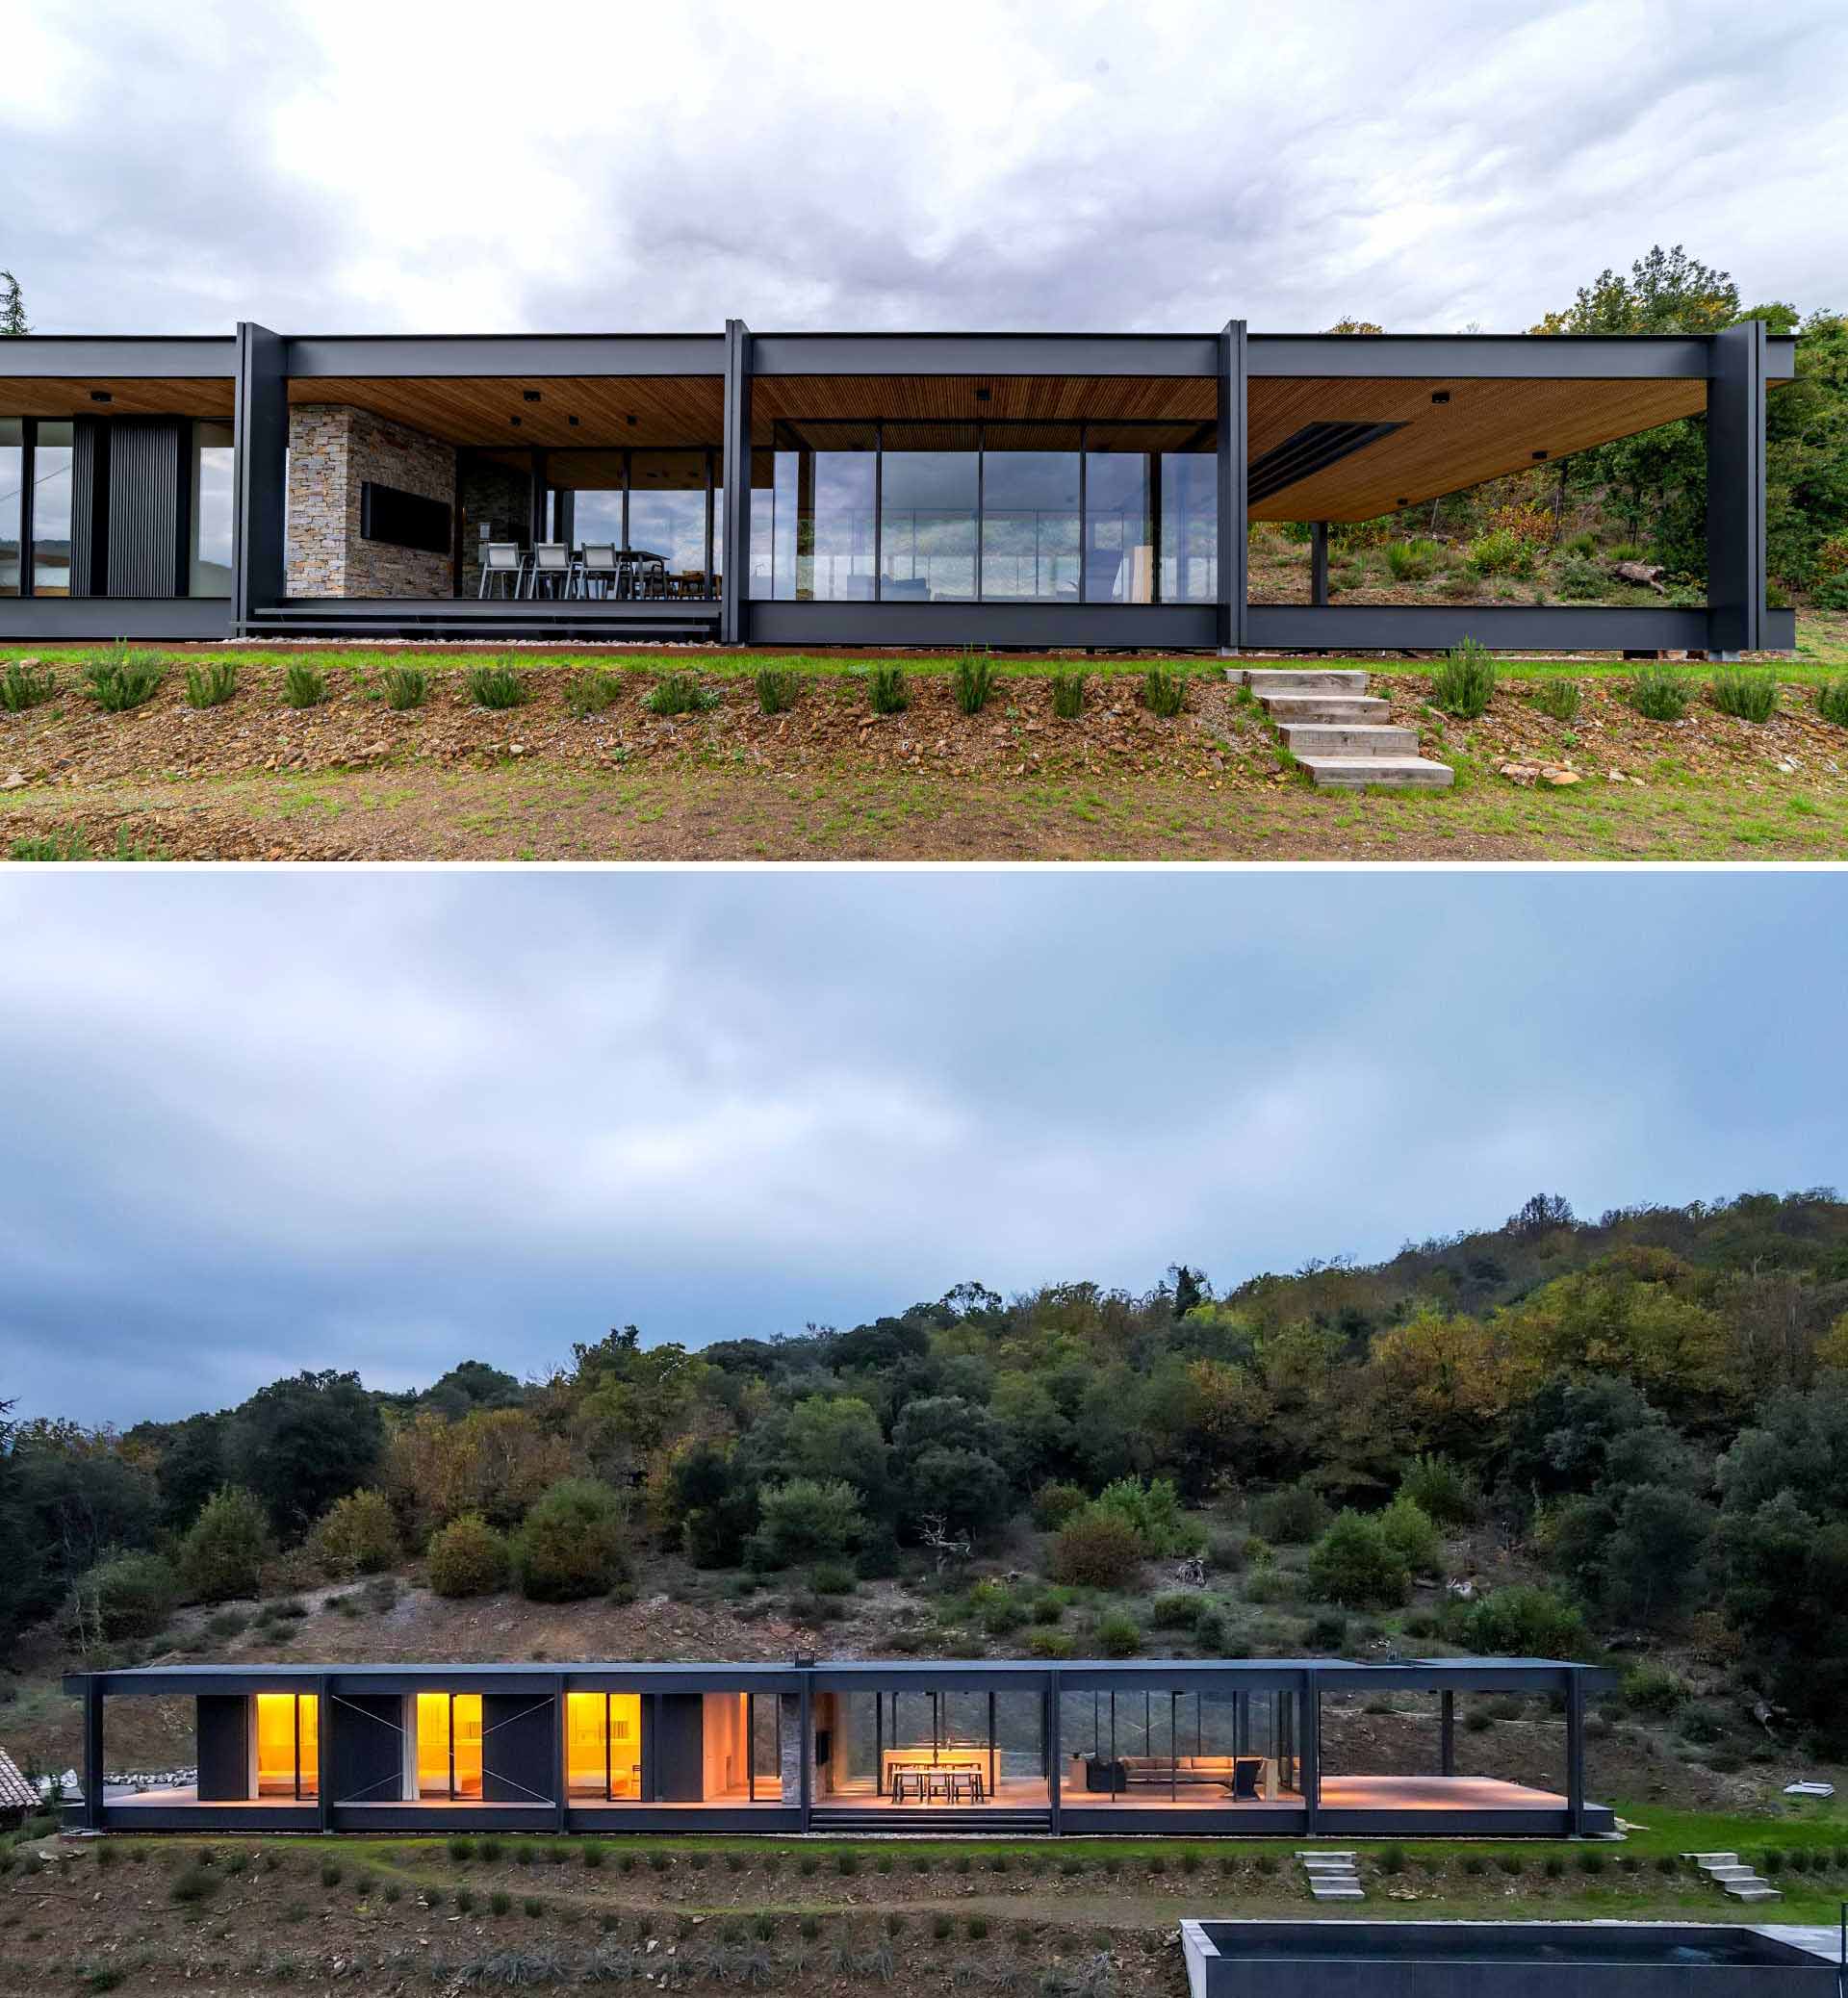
[66,1655,1614,1839]
[2,324,1796,652]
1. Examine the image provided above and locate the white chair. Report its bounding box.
[526,542,578,600]
[478,542,526,599]
[579,545,621,600]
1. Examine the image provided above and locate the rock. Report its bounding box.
[1,771,26,789]
[1498,761,1538,785]
[1777,758,1797,773]
[1612,559,1667,593]
[1541,767,1581,786]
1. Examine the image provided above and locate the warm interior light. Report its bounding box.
[255,1693,318,1798]
[419,1691,484,1799]
[567,1692,642,1797]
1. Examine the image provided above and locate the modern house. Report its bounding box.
[64,1656,1615,1838]
[2,320,1791,656]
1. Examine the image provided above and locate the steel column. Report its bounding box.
[720,319,753,645]
[1566,1672,1587,1836]
[1300,1677,1319,1834]
[81,1680,104,1830]
[231,322,288,629]
[1707,318,1768,655]
[1216,320,1247,653]
[317,1678,332,1832]
[1310,522,1328,605]
[797,1675,812,1832]
[552,1676,567,1831]
[1047,1675,1062,1835]
[1440,1691,1454,1776]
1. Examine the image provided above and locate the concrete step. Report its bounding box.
[1258,694,1391,724]
[1296,1852,1356,1859]
[1725,1884,1783,1903]
[1704,1866,1758,1882]
[1308,1883,1366,1900]
[1277,723,1421,756]
[1245,669,1371,694]
[1296,754,1455,791]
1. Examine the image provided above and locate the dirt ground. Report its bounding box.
[4,658,1845,860]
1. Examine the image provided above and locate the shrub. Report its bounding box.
[645,672,716,716]
[490,1890,511,1916]
[1563,531,1597,558]
[1051,672,1085,719]
[1142,666,1185,717]
[1813,572,1848,611]
[755,668,799,716]
[746,1477,865,1569]
[1678,1700,1727,1745]
[1622,1661,1687,1716]
[1376,1496,1442,1576]
[1242,1567,1298,1605]
[1148,1591,1206,1630]
[867,664,907,714]
[1530,678,1581,723]
[1027,1627,1075,1658]
[169,1864,220,1904]
[1095,1609,1142,1656]
[307,1488,400,1578]
[184,662,238,708]
[1814,677,1848,728]
[468,664,529,710]
[1431,637,1496,718]
[1557,557,1603,602]
[1396,1453,1477,1525]
[0,660,56,711]
[282,663,327,709]
[1306,1511,1408,1609]
[1629,663,1689,721]
[179,1485,270,1601]
[952,650,998,715]
[1031,1481,1088,1530]
[1468,528,1526,576]
[1456,1584,1588,1658]
[70,1550,180,1641]
[1709,667,1777,723]
[1301,1610,1348,1650]
[426,1512,512,1597]
[448,1836,475,1863]
[1247,1484,1329,1545]
[1385,538,1441,581]
[382,665,428,710]
[85,650,166,712]
[1375,1845,1405,1875]
[809,1562,858,1597]
[320,1861,343,1887]
[1093,1475,1195,1554]
[205,1607,248,1639]
[513,1478,631,1601]
[1048,1508,1142,1588]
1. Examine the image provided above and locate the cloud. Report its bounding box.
[0,870,1842,1426]
[7,0,1845,337]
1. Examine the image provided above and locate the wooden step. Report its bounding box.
[1258,695,1391,724]
[1277,723,1421,756]
[1244,669,1370,694]
[1296,754,1454,791]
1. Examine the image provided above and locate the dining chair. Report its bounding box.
[477,542,526,600]
[526,542,578,600]
[579,545,621,600]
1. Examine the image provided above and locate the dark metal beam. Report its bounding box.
[720,319,753,645]
[1566,1673,1587,1837]
[231,322,288,629]
[1248,602,1758,653]
[1440,1692,1454,1777]
[1218,320,1247,653]
[1248,334,1715,379]
[1707,317,1767,654]
[751,333,1219,377]
[0,336,236,378]
[282,334,725,379]
[746,599,1218,651]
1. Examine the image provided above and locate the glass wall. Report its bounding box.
[416,1691,484,1801]
[191,420,234,597]
[566,1692,643,1800]
[629,449,709,579]
[0,419,19,596]
[750,422,1216,605]
[254,1692,319,1800]
[1060,1688,1296,1806]
[821,1688,1046,1806]
[30,420,72,596]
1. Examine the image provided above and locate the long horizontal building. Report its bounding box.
[3,320,1791,657]
[65,1655,1615,1838]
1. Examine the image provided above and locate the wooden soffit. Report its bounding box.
[0,377,235,420]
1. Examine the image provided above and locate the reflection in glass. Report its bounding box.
[767,425,876,601]
[881,427,978,601]
[628,449,708,577]
[1084,450,1154,602]
[191,420,235,597]
[0,418,20,596]
[982,435,1080,601]
[1161,451,1218,602]
[32,420,72,596]
[1059,1688,1296,1806]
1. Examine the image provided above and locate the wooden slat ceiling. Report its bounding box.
[1246,374,1707,521]
[288,374,725,449]
[0,376,234,419]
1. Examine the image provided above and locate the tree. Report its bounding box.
[426,1513,512,1597]
[745,1477,864,1569]
[307,1488,401,1578]
[513,1477,630,1601]
[1508,1192,1575,1241]
[906,1445,1012,1541]
[67,1550,180,1645]
[387,1405,571,1533]
[1306,1511,1408,1609]
[0,271,27,338]
[1168,1265,1209,1318]
[225,1370,383,1540]
[1047,1506,1142,1587]
[179,1485,270,1601]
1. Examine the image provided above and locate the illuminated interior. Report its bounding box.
[254,1692,319,1799]
[417,1692,484,1800]
[566,1692,643,1799]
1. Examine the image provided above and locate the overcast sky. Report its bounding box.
[5,0,1846,338]
[1,868,1842,1428]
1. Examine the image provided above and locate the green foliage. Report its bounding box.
[1709,668,1778,722]
[281,662,327,709]
[178,1485,270,1601]
[1431,638,1496,718]
[1623,1660,1688,1716]
[1091,1475,1195,1553]
[1397,1453,1478,1524]
[513,1478,631,1601]
[0,660,56,710]
[754,668,799,715]
[383,665,428,710]
[1048,1507,1143,1587]
[1530,678,1581,722]
[747,1476,865,1569]
[169,1863,221,1904]
[1814,677,1848,727]
[184,662,238,708]
[1050,672,1085,720]
[1557,558,1603,601]
[1467,529,1527,577]
[1629,662,1689,720]
[468,663,529,710]
[307,1487,400,1578]
[226,1370,383,1539]
[1456,1583,1589,1658]
[1385,537,1441,581]
[867,664,908,714]
[1095,1608,1142,1656]
[1376,1496,1443,1575]
[952,650,998,715]
[1246,1484,1329,1545]
[84,650,166,712]
[644,672,716,716]
[1306,1510,1409,1608]
[69,1550,180,1641]
[1026,1627,1075,1657]
[1148,1591,1208,1629]
[1142,666,1185,718]
[1030,1480,1088,1530]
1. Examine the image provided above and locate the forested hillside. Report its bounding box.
[6,1187,1848,1760]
